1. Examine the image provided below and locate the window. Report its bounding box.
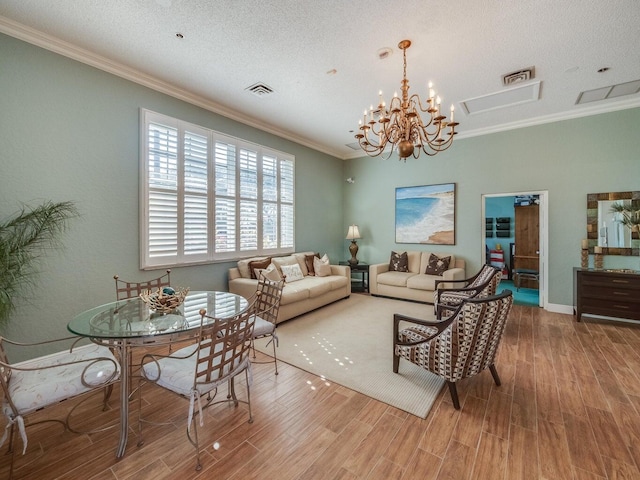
[141,109,295,268]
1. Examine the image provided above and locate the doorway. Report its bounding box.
[481,191,548,308]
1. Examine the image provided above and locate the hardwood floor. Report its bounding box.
[3,304,640,479]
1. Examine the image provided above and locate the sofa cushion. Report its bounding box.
[313,254,332,277]
[424,253,451,276]
[389,251,409,272]
[256,263,281,282]
[238,256,269,279]
[294,251,316,276]
[420,253,456,274]
[281,263,305,282]
[280,283,311,305]
[272,255,299,276]
[304,253,320,275]
[406,274,439,291]
[377,271,416,287]
[249,257,271,279]
[303,277,332,296]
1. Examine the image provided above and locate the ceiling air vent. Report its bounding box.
[502,67,535,86]
[245,83,274,97]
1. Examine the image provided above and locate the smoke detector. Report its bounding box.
[502,67,535,86]
[245,83,274,96]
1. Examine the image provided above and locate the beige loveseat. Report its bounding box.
[228,252,351,324]
[369,251,466,303]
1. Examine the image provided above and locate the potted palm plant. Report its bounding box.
[0,201,78,326]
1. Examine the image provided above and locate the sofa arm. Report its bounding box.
[436,267,467,290]
[368,263,390,295]
[229,267,241,281]
[330,264,350,277]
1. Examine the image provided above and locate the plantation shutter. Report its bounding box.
[141,109,295,269]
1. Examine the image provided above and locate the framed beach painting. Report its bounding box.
[395,183,456,244]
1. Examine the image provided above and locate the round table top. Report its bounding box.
[68,291,248,339]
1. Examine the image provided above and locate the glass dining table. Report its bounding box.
[67,290,249,458]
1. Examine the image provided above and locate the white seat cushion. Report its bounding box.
[253,316,276,337]
[142,343,245,397]
[8,344,119,415]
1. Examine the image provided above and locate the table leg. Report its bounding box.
[116,340,130,458]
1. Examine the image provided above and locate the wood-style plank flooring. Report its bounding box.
[3,304,640,479]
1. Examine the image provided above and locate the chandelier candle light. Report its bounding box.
[355,39,458,160]
[346,225,361,265]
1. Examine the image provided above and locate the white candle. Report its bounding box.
[594,246,603,254]
[450,104,455,122]
[581,239,588,249]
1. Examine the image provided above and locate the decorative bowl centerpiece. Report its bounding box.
[140,286,189,313]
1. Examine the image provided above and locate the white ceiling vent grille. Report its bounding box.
[245,83,274,97]
[461,81,541,115]
[576,79,640,104]
[502,67,535,86]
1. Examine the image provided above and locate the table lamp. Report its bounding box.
[346,224,361,265]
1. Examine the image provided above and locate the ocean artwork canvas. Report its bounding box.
[395,183,456,244]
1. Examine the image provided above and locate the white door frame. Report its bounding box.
[481,190,548,309]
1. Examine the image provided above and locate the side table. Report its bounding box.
[339,262,369,293]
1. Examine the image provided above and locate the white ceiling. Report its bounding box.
[2,0,640,159]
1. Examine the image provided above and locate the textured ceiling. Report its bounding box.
[1,0,640,159]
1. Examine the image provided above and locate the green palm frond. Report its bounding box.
[0,201,78,325]
[610,202,640,227]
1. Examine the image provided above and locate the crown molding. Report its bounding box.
[3,15,639,162]
[0,16,344,159]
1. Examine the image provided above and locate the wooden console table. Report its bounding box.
[574,268,640,322]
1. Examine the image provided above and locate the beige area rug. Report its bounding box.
[254,294,444,418]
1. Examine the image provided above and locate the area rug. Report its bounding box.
[254,294,444,418]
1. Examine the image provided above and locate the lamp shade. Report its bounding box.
[346,225,361,240]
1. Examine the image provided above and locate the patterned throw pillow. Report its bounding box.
[313,254,332,277]
[389,251,409,272]
[281,263,305,283]
[424,253,451,276]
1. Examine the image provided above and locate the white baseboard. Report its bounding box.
[545,303,574,315]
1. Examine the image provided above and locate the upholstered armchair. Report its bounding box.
[434,264,501,315]
[393,290,513,409]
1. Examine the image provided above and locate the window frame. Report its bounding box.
[140,109,295,269]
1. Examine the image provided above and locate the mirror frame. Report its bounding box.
[587,191,640,255]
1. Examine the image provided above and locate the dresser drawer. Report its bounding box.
[581,274,640,290]
[574,268,640,322]
[581,285,640,301]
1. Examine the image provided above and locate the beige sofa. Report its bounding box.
[228,252,351,324]
[369,251,466,303]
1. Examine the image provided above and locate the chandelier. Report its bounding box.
[355,40,458,160]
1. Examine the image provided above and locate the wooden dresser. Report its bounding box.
[574,268,640,321]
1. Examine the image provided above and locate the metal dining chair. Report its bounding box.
[137,302,256,471]
[0,336,119,478]
[248,276,285,375]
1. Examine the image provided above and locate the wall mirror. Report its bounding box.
[587,191,640,255]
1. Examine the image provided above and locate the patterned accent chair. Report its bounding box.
[433,264,501,315]
[393,290,513,409]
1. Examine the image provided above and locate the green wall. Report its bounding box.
[344,108,640,308]
[0,34,344,359]
[2,32,640,360]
